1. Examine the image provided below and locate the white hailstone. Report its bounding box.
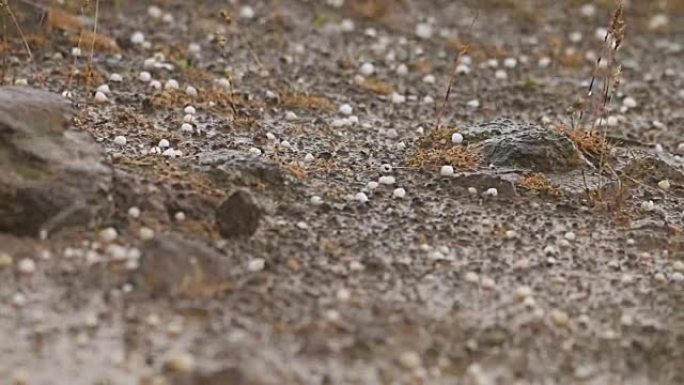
[180,123,194,133]
[580,3,596,17]
[440,165,454,176]
[415,22,433,39]
[378,163,393,174]
[486,58,499,68]
[280,140,291,148]
[304,153,315,162]
[513,286,533,302]
[655,143,664,153]
[164,79,180,90]
[367,181,379,190]
[503,57,517,68]
[162,12,174,23]
[467,187,478,195]
[550,309,570,327]
[139,227,155,240]
[18,258,36,275]
[569,31,583,43]
[158,139,170,148]
[174,212,186,221]
[484,188,498,197]
[239,5,256,19]
[393,188,406,199]
[654,272,667,283]
[538,57,552,68]
[139,71,152,82]
[109,73,123,83]
[12,292,27,307]
[464,271,479,284]
[355,192,369,203]
[398,351,422,369]
[266,133,276,141]
[339,104,353,115]
[285,111,298,121]
[364,27,376,37]
[564,231,576,241]
[130,31,145,45]
[149,80,162,90]
[128,206,141,218]
[595,27,608,40]
[658,180,671,190]
[340,19,355,32]
[148,5,162,18]
[422,74,436,84]
[648,14,669,30]
[94,91,108,104]
[672,261,684,272]
[188,43,201,55]
[456,64,471,75]
[391,92,406,104]
[96,84,111,95]
[185,86,198,97]
[653,120,665,129]
[310,196,323,206]
[14,78,28,86]
[379,175,396,185]
[165,352,195,373]
[113,135,127,146]
[672,272,684,282]
[396,63,409,76]
[296,221,308,230]
[99,227,118,243]
[622,97,637,109]
[481,277,496,290]
[184,105,197,115]
[331,118,348,128]
[247,258,265,272]
[640,200,655,212]
[423,95,435,104]
[495,69,508,80]
[143,58,156,69]
[216,77,231,90]
[359,62,375,76]
[466,99,480,109]
[248,147,262,155]
[505,229,517,239]
[336,288,351,301]
[347,115,359,125]
[71,47,82,57]
[183,114,195,123]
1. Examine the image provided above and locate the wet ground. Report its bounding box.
[1,0,683,384]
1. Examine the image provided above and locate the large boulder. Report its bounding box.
[0,87,112,236]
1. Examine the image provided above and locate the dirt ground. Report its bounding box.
[1,0,683,384]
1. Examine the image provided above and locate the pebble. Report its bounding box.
[393,188,406,199]
[481,277,496,290]
[658,180,670,190]
[415,22,433,39]
[513,286,532,301]
[398,351,422,369]
[99,227,118,242]
[355,192,369,203]
[139,227,155,240]
[285,111,298,121]
[113,135,127,146]
[550,309,570,327]
[466,99,480,109]
[391,92,406,104]
[165,352,195,373]
[440,165,454,176]
[94,91,108,104]
[18,258,36,275]
[359,62,375,76]
[310,196,323,206]
[379,175,396,185]
[396,63,409,76]
[640,200,655,212]
[247,258,265,272]
[464,271,479,284]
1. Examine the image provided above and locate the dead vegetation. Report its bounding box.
[279,91,335,111]
[408,126,481,170]
[357,77,394,95]
[518,173,563,197]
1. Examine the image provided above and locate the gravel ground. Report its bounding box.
[1,0,683,384]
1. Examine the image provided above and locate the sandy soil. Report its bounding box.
[1,0,683,384]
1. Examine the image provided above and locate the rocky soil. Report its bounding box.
[1,0,683,384]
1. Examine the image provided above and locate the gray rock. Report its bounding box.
[216,189,262,239]
[0,87,112,236]
[463,120,586,172]
[189,149,291,191]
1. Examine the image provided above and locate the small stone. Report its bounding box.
[481,277,496,290]
[658,180,670,190]
[393,188,406,199]
[484,188,498,197]
[654,272,667,283]
[564,231,576,241]
[130,31,145,45]
[239,5,256,19]
[505,230,517,239]
[164,79,179,90]
[398,351,422,369]
[415,22,433,39]
[18,258,36,275]
[99,227,118,243]
[672,272,684,283]
[339,104,353,115]
[174,212,186,221]
[94,91,108,104]
[165,352,195,373]
[359,62,375,76]
[464,271,479,284]
[467,187,478,195]
[513,286,532,301]
[355,192,369,203]
[391,92,406,104]
[379,176,396,185]
[640,200,655,212]
[216,190,262,239]
[113,135,127,146]
[139,71,152,82]
[12,292,27,307]
[247,258,265,272]
[440,165,454,176]
[139,227,155,240]
[550,309,570,327]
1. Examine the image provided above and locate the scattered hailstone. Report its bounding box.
[71,47,82,57]
[94,91,108,104]
[164,79,180,90]
[18,258,36,275]
[481,277,496,290]
[580,3,596,17]
[640,200,655,212]
[109,73,123,82]
[248,258,265,272]
[185,86,198,97]
[128,206,141,218]
[393,188,406,199]
[513,286,533,302]
[14,78,29,86]
[113,135,127,146]
[239,5,256,19]
[215,77,231,90]
[158,139,170,148]
[391,92,406,104]
[340,19,355,32]
[359,62,375,76]
[398,351,422,369]
[569,31,583,43]
[423,95,435,104]
[355,192,369,203]
[396,64,409,76]
[130,31,145,45]
[538,57,552,68]
[440,165,454,176]
[595,27,608,40]
[658,180,671,190]
[99,227,118,242]
[188,43,201,55]
[248,147,262,155]
[464,271,479,284]
[180,123,194,133]
[422,74,436,84]
[174,212,186,221]
[165,352,196,374]
[505,229,517,239]
[415,22,433,39]
[564,231,576,241]
[550,309,570,327]
[622,96,637,109]
[466,99,480,109]
[503,57,517,68]
[139,71,152,82]
[148,5,162,18]
[367,181,379,190]
[310,196,323,206]
[485,188,498,197]
[468,187,478,195]
[648,14,669,31]
[495,69,508,80]
[456,64,471,74]
[339,104,353,115]
[12,292,27,307]
[379,175,396,185]
[285,111,298,121]
[304,153,315,162]
[150,80,162,90]
[139,227,155,240]
[184,105,196,115]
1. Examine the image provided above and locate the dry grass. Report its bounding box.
[518,173,562,197]
[408,126,481,170]
[349,0,397,22]
[279,92,334,111]
[357,77,394,95]
[561,126,612,163]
